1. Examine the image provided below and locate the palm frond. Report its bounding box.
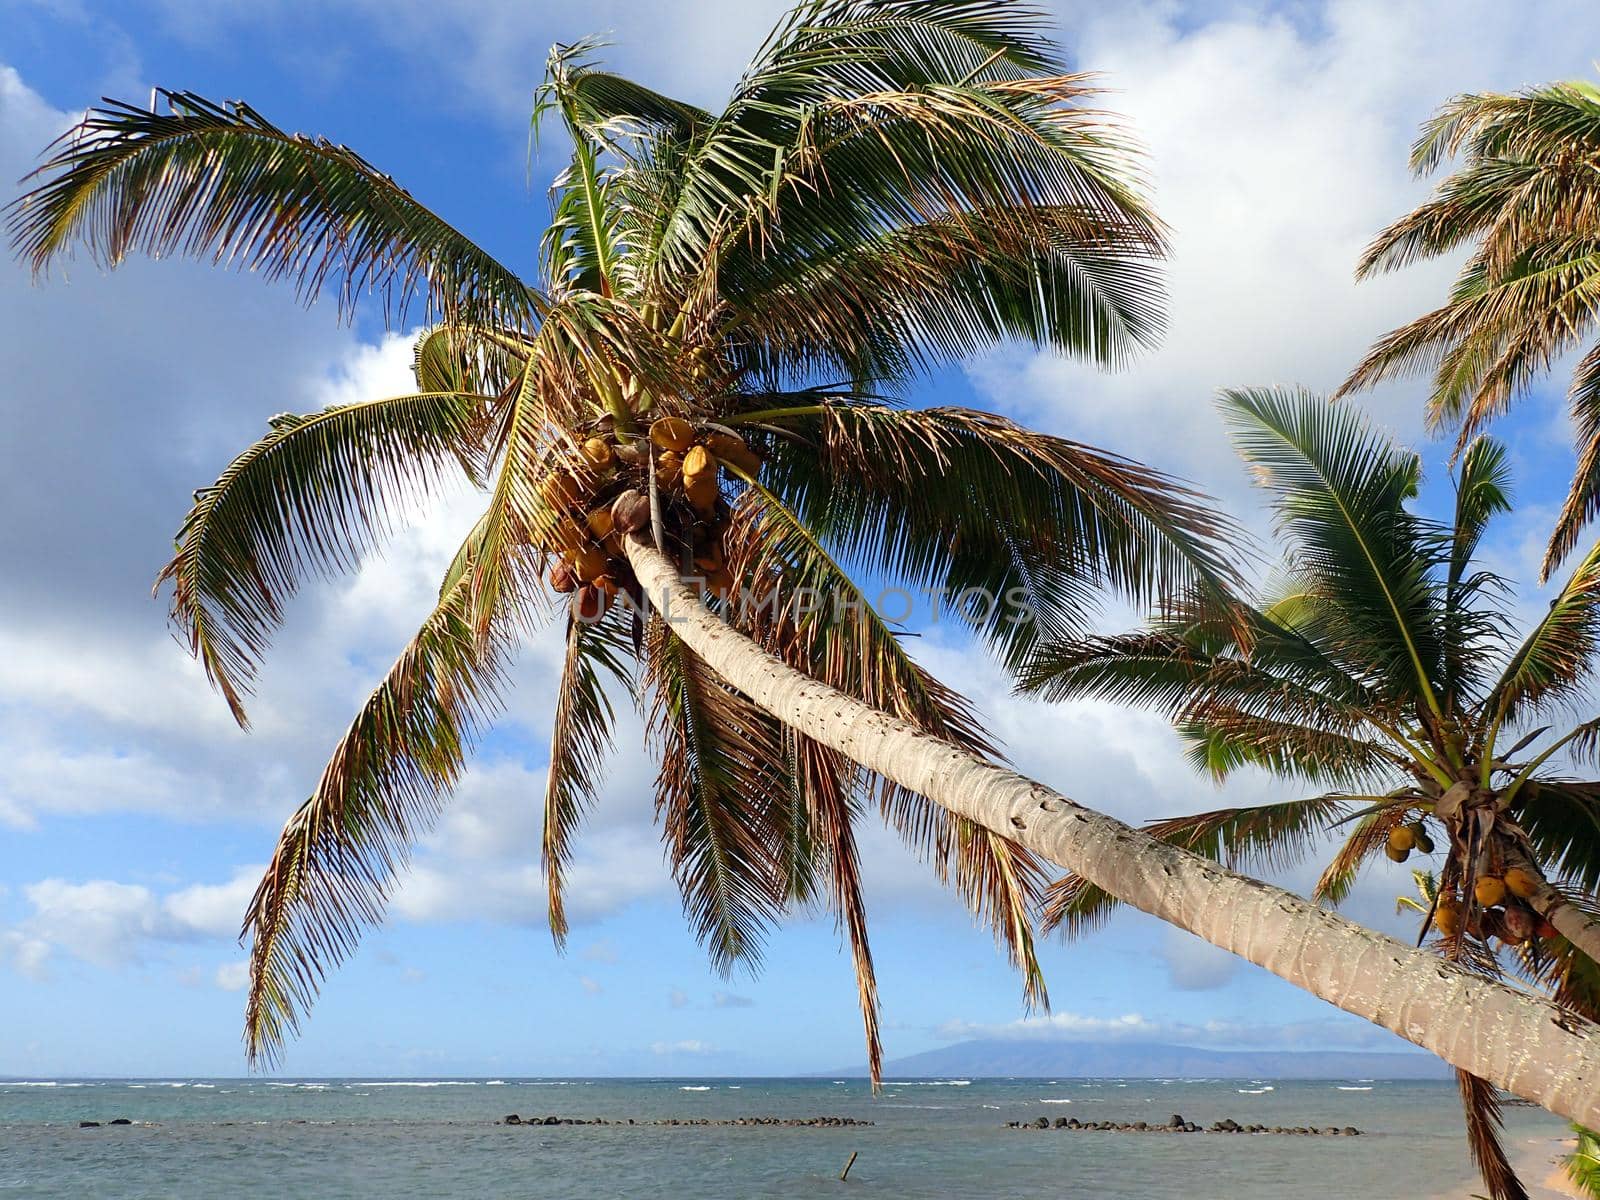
[1549,342,1600,576]
[1457,1068,1529,1200]
[1220,387,1446,715]
[757,400,1240,670]
[644,618,789,970]
[243,554,515,1064]
[1485,538,1600,729]
[1315,804,1410,906]
[156,390,489,726]
[7,91,540,327]
[543,608,636,946]
[725,477,1049,1006]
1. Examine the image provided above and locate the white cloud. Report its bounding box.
[650,1039,715,1056]
[214,961,250,992]
[1,870,263,976]
[668,988,688,1009]
[969,0,1600,502]
[1158,928,1239,992]
[712,991,754,1009]
[579,975,603,996]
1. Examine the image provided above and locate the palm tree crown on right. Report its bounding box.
[1023,386,1600,1200]
[1338,79,1600,576]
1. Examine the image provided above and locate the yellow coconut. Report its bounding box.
[650,416,695,453]
[539,470,581,508]
[657,451,683,489]
[704,432,760,475]
[573,545,609,584]
[1435,902,1462,937]
[685,471,719,514]
[1474,876,1507,908]
[682,444,714,482]
[581,437,614,468]
[1504,867,1541,899]
[1384,843,1410,863]
[544,516,586,554]
[587,508,615,540]
[1387,826,1415,855]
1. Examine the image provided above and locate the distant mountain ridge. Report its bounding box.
[832,1039,1451,1080]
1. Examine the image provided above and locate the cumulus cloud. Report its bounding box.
[1158,929,1240,992]
[4,869,261,974]
[970,0,1600,501]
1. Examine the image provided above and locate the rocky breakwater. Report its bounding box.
[1008,1113,1360,1136]
[500,1114,871,1127]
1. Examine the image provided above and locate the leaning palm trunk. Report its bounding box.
[625,533,1600,1126]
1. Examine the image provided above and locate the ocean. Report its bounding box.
[0,1076,1571,1198]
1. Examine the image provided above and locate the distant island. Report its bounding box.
[831,1040,1452,1080]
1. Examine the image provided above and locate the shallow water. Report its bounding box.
[0,1076,1568,1198]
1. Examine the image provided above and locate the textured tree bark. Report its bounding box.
[625,534,1600,1126]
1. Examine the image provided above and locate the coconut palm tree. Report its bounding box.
[14,0,1600,1121]
[1021,385,1600,1198]
[1338,79,1600,579]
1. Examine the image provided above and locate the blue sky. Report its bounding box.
[2,0,1599,1078]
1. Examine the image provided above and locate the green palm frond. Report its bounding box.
[758,401,1239,669]
[1344,78,1600,577]
[243,557,515,1064]
[1566,1123,1600,1199]
[645,619,789,971]
[1486,539,1600,730]
[725,477,1049,1009]
[542,610,636,946]
[156,390,490,726]
[1550,343,1600,573]
[724,204,1163,386]
[6,92,540,327]
[1518,781,1600,895]
[1221,387,1446,716]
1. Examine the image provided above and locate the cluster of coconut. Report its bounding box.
[542,416,762,619]
[1437,867,1554,947]
[1385,823,1435,862]
[1387,827,1557,947]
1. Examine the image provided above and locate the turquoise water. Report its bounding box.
[0,1077,1569,1197]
